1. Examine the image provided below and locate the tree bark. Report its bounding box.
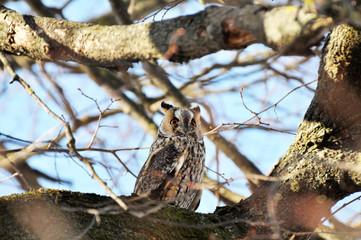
[0,190,247,240]
[228,24,361,238]
[0,4,331,68]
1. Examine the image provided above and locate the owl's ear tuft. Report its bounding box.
[161,101,175,112]
[190,105,200,115]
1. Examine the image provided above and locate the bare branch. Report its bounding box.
[0,5,332,67]
[0,172,19,183]
[0,51,128,211]
[203,175,245,206]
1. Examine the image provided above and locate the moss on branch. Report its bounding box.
[0,189,248,240]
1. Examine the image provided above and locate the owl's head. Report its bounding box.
[158,101,203,140]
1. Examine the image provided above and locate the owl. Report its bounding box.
[133,101,205,210]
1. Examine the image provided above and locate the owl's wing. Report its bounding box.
[133,143,187,200]
[188,188,202,211]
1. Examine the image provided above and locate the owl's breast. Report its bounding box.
[168,136,205,182]
[162,138,205,208]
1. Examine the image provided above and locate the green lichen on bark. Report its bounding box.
[323,25,361,82]
[269,25,361,200]
[0,189,248,240]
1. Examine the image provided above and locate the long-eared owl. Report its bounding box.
[133,101,205,210]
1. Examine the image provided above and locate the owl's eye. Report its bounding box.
[170,118,179,125]
[191,119,197,127]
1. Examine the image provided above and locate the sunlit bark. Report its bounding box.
[0,4,331,67]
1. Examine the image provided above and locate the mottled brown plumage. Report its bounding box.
[133,101,205,210]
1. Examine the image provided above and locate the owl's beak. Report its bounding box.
[181,123,189,135]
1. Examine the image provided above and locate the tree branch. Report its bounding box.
[0,4,332,67]
[0,189,248,239]
[0,51,128,211]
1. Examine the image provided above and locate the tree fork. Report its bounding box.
[229,24,361,238]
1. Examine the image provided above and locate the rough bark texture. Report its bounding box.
[0,4,331,67]
[273,24,361,201]
[228,24,361,238]
[0,190,247,240]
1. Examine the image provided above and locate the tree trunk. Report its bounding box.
[229,24,361,238]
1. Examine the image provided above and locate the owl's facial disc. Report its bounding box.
[181,122,189,135]
[173,109,194,135]
[159,103,202,140]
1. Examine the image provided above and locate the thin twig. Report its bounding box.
[0,132,38,145]
[0,51,128,211]
[245,79,318,123]
[0,126,60,189]
[0,146,150,154]
[203,175,245,206]
[240,88,269,126]
[204,122,295,136]
[70,215,97,240]
[112,152,137,177]
[204,166,229,182]
[319,194,361,226]
[7,159,31,189]
[0,172,19,183]
[39,63,77,120]
[204,79,317,136]
[137,0,184,23]
[78,88,104,148]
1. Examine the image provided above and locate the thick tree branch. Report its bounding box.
[0,4,332,67]
[0,190,248,239]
